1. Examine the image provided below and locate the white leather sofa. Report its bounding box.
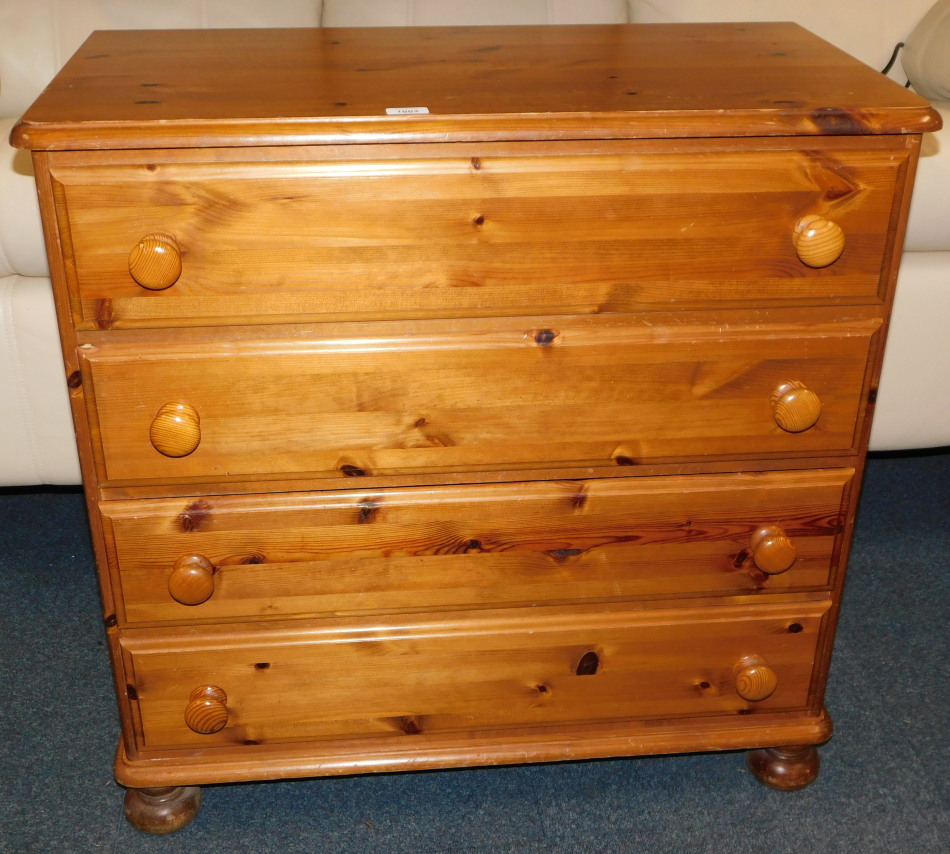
[2,0,948,485]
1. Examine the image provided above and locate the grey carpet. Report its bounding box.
[1,449,947,853]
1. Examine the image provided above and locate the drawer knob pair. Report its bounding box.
[794,215,845,268]
[129,233,182,290]
[127,219,842,286]
[181,660,779,736]
[184,685,229,734]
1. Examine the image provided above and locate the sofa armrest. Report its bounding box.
[0,117,48,278]
[0,273,80,484]
[905,102,950,252]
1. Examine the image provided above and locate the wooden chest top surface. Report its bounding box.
[11,23,940,150]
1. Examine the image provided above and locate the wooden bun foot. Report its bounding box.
[747,745,820,791]
[123,786,202,834]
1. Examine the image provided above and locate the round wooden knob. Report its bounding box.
[750,525,797,575]
[734,655,778,702]
[129,233,182,290]
[184,685,229,734]
[771,380,821,433]
[793,215,845,268]
[149,402,201,457]
[168,554,216,605]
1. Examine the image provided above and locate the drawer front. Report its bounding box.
[121,601,828,752]
[53,143,906,329]
[103,469,851,625]
[83,320,876,486]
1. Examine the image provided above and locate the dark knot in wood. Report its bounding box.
[576,651,601,676]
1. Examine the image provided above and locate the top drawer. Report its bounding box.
[49,140,909,329]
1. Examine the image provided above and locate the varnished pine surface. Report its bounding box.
[49,139,910,329]
[15,23,937,804]
[80,316,878,486]
[120,599,829,753]
[11,24,940,151]
[101,469,853,626]
[114,710,835,787]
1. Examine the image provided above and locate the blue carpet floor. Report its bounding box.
[1,450,947,853]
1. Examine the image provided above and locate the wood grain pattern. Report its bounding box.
[102,469,852,626]
[120,600,829,753]
[750,525,799,575]
[49,143,908,328]
[771,381,823,433]
[127,233,182,291]
[12,23,936,806]
[80,318,877,485]
[10,25,940,151]
[167,554,216,606]
[794,215,846,268]
[113,711,835,787]
[734,655,780,702]
[148,402,201,458]
[183,686,229,735]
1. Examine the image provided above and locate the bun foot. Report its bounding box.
[747,745,820,791]
[123,786,201,834]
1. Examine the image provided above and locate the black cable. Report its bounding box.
[881,41,904,74]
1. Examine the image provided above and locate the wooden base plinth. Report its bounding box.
[115,712,832,788]
[747,745,821,791]
[123,786,202,835]
[115,740,823,831]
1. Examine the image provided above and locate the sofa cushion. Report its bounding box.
[321,0,630,27]
[903,0,950,100]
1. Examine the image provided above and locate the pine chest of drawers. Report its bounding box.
[12,23,940,833]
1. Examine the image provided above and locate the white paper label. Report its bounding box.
[385,107,430,115]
